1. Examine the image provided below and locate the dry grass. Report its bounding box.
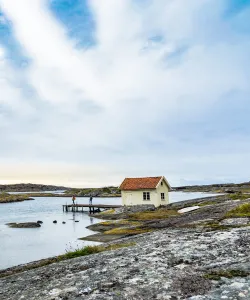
[100,220,142,226]
[226,203,250,217]
[99,209,115,215]
[104,227,152,235]
[128,209,179,220]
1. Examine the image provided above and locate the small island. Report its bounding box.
[0,193,34,204]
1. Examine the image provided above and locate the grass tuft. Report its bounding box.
[128,209,178,220]
[226,203,250,217]
[61,242,135,259]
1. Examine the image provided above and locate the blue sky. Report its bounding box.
[0,0,250,187]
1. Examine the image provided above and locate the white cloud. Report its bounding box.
[0,0,249,186]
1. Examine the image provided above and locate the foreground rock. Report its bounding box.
[1,227,250,299]
[79,233,127,242]
[6,222,41,228]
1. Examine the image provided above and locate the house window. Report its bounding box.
[143,192,150,201]
[161,193,165,200]
[161,182,163,186]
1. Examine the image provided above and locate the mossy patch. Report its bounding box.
[204,269,249,280]
[104,227,152,235]
[226,203,250,217]
[128,209,179,220]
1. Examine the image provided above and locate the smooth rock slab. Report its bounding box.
[220,218,249,226]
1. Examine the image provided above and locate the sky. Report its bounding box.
[0,0,250,188]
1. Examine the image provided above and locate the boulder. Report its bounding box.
[6,222,41,228]
[62,221,66,224]
[53,220,57,224]
[37,220,43,224]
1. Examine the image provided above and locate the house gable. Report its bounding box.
[156,176,171,191]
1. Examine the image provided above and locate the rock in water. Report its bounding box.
[53,220,57,224]
[6,222,41,228]
[62,221,66,224]
[37,220,43,224]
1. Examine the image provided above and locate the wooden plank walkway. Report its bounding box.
[62,204,122,214]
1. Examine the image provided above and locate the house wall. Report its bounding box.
[121,189,159,207]
[121,180,169,207]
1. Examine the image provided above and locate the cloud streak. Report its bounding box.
[0,0,250,186]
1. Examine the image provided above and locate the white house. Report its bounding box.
[119,176,171,207]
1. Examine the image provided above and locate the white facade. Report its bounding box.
[121,177,170,207]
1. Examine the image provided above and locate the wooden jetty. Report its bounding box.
[62,204,122,214]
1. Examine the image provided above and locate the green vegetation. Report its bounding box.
[0,192,33,204]
[226,203,250,217]
[204,269,249,280]
[129,209,179,220]
[229,193,250,200]
[60,242,135,259]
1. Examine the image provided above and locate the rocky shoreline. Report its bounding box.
[2,193,250,299]
[1,226,250,299]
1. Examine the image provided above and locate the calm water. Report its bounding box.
[0,192,216,269]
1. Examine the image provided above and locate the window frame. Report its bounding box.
[143,192,150,201]
[161,192,165,200]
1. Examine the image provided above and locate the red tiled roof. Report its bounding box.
[119,177,162,190]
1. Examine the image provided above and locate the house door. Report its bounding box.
[127,193,133,206]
